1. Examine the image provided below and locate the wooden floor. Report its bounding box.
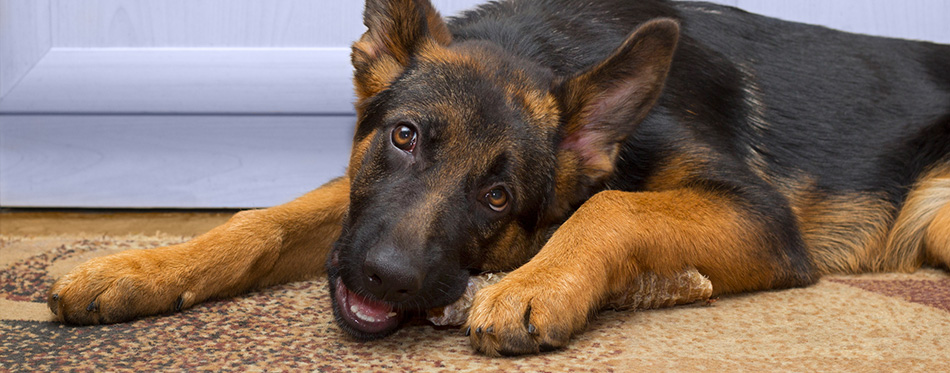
[0,210,235,236]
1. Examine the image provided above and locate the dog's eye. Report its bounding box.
[485,187,509,212]
[391,124,417,152]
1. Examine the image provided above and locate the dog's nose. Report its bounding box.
[362,246,424,303]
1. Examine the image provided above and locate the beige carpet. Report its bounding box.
[2,230,949,371]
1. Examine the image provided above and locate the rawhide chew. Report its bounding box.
[603,267,713,310]
[426,268,712,326]
[427,272,505,326]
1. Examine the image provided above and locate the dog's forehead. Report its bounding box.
[358,41,561,184]
[386,41,560,139]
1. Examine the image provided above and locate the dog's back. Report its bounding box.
[450,0,950,275]
[671,2,950,274]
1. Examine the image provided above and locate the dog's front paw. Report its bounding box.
[48,247,194,325]
[465,271,593,356]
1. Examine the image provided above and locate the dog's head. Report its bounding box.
[328,0,679,339]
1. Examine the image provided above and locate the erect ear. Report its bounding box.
[555,19,679,182]
[351,0,452,102]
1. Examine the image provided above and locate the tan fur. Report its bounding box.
[48,178,350,324]
[429,268,711,326]
[467,188,779,355]
[793,191,894,274]
[351,0,452,103]
[353,47,404,105]
[347,129,378,176]
[551,152,583,217]
[423,5,452,46]
[924,201,950,268]
[479,222,550,272]
[886,163,950,271]
[502,71,561,130]
[643,152,706,191]
[417,40,478,67]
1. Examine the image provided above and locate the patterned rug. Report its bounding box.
[2,235,949,372]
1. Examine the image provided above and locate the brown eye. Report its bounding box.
[391,124,417,152]
[485,187,509,212]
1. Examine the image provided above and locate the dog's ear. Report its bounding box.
[352,0,452,102]
[555,19,679,182]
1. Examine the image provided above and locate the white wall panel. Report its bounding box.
[51,0,360,48]
[712,0,949,43]
[50,0,486,48]
[0,115,354,208]
[701,0,738,6]
[0,0,52,98]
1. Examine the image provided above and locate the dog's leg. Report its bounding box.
[887,163,950,270]
[466,188,813,356]
[48,177,349,325]
[924,197,950,269]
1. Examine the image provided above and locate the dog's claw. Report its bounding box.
[467,271,588,356]
[49,294,60,315]
[48,246,205,325]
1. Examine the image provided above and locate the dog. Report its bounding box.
[48,0,949,356]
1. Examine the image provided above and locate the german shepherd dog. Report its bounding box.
[49,0,949,356]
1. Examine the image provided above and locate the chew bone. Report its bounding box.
[426,268,712,326]
[427,273,505,326]
[603,267,713,310]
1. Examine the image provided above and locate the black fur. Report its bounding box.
[449,0,949,285]
[330,0,950,341]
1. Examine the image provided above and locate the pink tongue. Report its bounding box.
[336,279,400,333]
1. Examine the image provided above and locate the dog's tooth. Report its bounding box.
[353,309,371,321]
[387,312,397,318]
[350,306,383,323]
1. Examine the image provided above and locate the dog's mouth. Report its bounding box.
[328,248,405,338]
[327,243,471,339]
[331,277,403,337]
